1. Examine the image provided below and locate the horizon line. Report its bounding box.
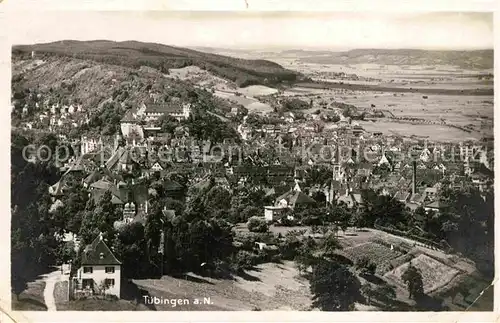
[11,39,494,52]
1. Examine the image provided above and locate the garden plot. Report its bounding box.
[338,242,404,275]
[384,254,460,294]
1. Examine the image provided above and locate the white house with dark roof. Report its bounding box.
[74,233,121,297]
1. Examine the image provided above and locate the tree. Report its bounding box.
[310,259,362,311]
[163,197,184,216]
[402,264,424,300]
[204,186,232,213]
[279,230,302,260]
[92,191,121,241]
[78,210,100,246]
[361,284,375,305]
[305,166,332,187]
[247,217,269,233]
[144,200,165,264]
[156,115,179,134]
[321,232,342,257]
[327,204,351,234]
[360,189,407,227]
[355,257,377,277]
[11,131,63,296]
[240,206,261,222]
[55,186,89,233]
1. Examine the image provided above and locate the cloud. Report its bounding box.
[8,11,493,49]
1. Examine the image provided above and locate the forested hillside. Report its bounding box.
[13,40,301,87]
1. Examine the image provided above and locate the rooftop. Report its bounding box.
[144,98,185,114]
[82,234,121,266]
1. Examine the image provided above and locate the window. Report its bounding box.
[83,266,93,273]
[105,266,115,274]
[104,278,115,287]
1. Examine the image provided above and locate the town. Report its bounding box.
[11,39,494,311]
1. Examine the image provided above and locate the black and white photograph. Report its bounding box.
[7,7,495,315]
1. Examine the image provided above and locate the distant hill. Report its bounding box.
[12,40,301,87]
[297,48,494,70]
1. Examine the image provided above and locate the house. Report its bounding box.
[378,153,392,168]
[423,187,438,199]
[137,98,191,122]
[49,179,68,198]
[264,206,286,222]
[81,136,102,155]
[122,202,136,223]
[120,111,144,138]
[150,162,164,173]
[283,112,295,123]
[274,186,316,210]
[420,148,432,162]
[89,179,127,205]
[417,162,427,170]
[163,179,185,199]
[394,190,410,203]
[105,147,138,173]
[470,173,490,192]
[337,189,363,209]
[74,233,121,298]
[424,200,448,213]
[264,183,316,222]
[409,192,426,205]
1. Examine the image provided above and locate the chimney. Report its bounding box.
[412,160,417,196]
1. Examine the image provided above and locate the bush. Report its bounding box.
[241,206,261,222]
[233,250,256,270]
[356,257,377,276]
[301,216,322,226]
[247,217,269,233]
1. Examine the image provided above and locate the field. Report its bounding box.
[167,66,277,114]
[270,58,494,142]
[11,280,47,311]
[338,242,404,275]
[55,298,150,311]
[359,120,481,142]
[384,254,460,294]
[278,85,492,142]
[132,261,311,311]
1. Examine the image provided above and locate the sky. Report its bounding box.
[7,11,494,50]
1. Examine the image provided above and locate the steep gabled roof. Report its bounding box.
[82,234,121,266]
[164,179,183,191]
[84,169,102,185]
[90,179,113,190]
[275,190,316,208]
[49,180,66,196]
[425,200,448,209]
[410,193,426,204]
[394,190,410,202]
[144,98,184,114]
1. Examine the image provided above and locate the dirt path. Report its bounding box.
[41,269,63,311]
